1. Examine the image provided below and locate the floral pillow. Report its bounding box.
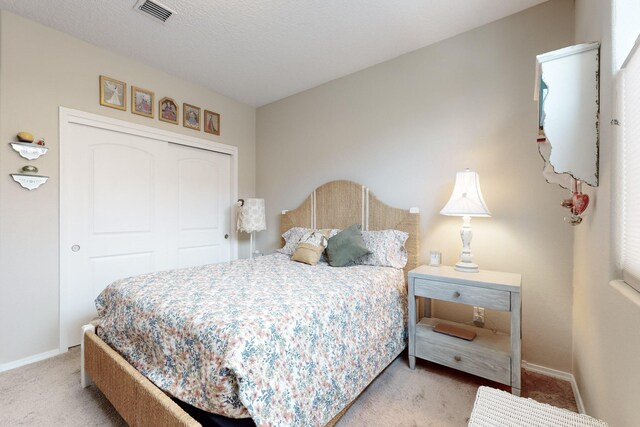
[358,229,409,269]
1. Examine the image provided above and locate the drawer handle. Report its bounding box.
[454,355,462,362]
[453,291,461,298]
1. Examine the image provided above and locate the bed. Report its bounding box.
[81,180,419,426]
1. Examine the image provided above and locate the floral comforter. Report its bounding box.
[96,253,406,427]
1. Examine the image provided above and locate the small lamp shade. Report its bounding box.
[440,169,491,217]
[237,198,266,233]
[440,169,490,273]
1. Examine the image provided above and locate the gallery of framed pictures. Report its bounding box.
[98,75,221,135]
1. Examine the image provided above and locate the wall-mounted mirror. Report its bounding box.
[535,42,600,190]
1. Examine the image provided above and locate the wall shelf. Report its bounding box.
[11,173,49,190]
[9,142,48,160]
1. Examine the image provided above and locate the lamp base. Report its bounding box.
[454,261,479,273]
[455,216,480,273]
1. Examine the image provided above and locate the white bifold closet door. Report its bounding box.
[62,121,230,348]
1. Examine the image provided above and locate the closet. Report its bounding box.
[60,109,234,348]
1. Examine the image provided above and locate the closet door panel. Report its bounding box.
[62,123,169,347]
[167,143,231,269]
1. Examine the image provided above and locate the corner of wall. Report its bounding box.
[570,2,640,426]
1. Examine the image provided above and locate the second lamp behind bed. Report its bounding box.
[237,198,266,259]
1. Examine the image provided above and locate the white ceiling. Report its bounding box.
[0,0,548,106]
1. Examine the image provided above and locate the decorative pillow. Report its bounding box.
[277,227,311,255]
[278,227,339,256]
[326,224,371,267]
[359,229,409,269]
[291,230,330,266]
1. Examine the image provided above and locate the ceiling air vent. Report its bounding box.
[134,0,174,23]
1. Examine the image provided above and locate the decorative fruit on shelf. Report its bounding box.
[36,138,45,146]
[21,165,38,173]
[17,131,34,143]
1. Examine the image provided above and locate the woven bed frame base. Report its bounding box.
[84,330,199,426]
[83,329,350,427]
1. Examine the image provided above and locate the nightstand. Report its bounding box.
[408,265,522,395]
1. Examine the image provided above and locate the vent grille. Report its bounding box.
[135,0,173,23]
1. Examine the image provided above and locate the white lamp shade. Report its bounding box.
[440,169,491,217]
[237,198,266,233]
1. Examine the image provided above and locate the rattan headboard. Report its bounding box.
[280,180,419,279]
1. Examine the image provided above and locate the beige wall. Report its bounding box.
[573,1,640,425]
[0,11,256,365]
[257,0,576,371]
[3,4,636,423]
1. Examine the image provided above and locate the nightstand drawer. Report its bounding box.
[415,327,511,385]
[414,278,511,311]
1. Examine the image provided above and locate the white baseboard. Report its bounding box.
[0,348,63,373]
[522,360,585,414]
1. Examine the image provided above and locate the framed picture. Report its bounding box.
[159,97,178,124]
[204,110,220,135]
[183,103,201,130]
[99,75,126,110]
[131,86,154,118]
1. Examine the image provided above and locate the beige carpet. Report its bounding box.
[0,347,576,426]
[0,347,125,427]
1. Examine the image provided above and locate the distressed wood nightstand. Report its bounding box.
[408,265,522,395]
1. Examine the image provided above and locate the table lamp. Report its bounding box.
[237,198,266,259]
[440,169,491,273]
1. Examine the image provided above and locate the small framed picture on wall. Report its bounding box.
[183,103,201,130]
[204,110,220,136]
[99,75,126,111]
[159,97,178,124]
[131,86,154,118]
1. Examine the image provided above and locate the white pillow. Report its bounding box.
[359,229,409,269]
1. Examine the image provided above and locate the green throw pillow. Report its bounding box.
[326,224,371,267]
